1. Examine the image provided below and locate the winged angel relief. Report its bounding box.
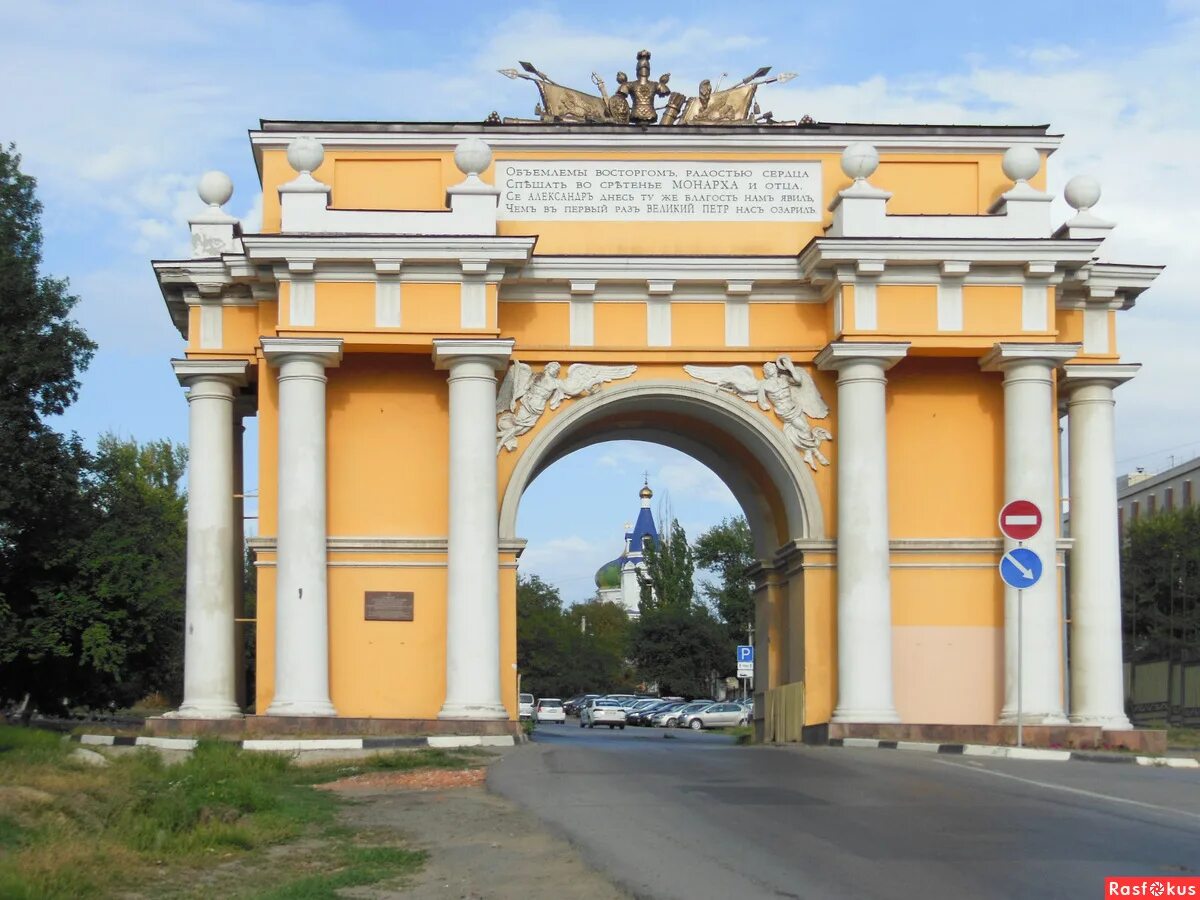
[496,361,637,453]
[684,357,832,471]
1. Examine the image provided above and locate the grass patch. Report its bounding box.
[1167,726,1200,751]
[0,725,479,898]
[249,845,426,899]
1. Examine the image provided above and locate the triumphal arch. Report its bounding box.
[153,52,1161,741]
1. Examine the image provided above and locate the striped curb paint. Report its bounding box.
[828,737,1198,768]
[74,734,516,752]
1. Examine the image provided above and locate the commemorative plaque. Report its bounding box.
[364,591,414,621]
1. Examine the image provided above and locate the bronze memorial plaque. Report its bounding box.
[364,591,414,621]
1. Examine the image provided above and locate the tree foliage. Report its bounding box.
[638,519,694,611]
[1121,507,1200,662]
[693,516,756,631]
[516,574,633,699]
[0,147,189,710]
[0,144,98,706]
[629,517,731,697]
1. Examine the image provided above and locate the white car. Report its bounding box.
[518,692,535,720]
[580,699,627,729]
[534,698,566,724]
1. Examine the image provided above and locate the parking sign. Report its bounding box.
[737,645,754,663]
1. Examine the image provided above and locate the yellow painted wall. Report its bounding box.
[332,157,447,210]
[500,301,570,346]
[327,564,447,718]
[749,303,827,348]
[594,302,647,346]
[886,358,1004,538]
[316,282,376,332]
[874,284,939,335]
[327,355,450,536]
[963,285,1026,334]
[398,283,463,334]
[874,161,980,214]
[672,303,724,345]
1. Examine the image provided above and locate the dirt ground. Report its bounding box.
[330,761,629,899]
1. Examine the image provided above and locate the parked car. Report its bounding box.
[649,702,688,728]
[564,693,599,716]
[603,694,639,711]
[580,698,627,729]
[679,701,749,730]
[518,693,535,720]
[627,700,668,726]
[671,701,716,727]
[534,698,566,724]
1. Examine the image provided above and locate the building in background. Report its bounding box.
[1118,456,1200,532]
[594,481,661,616]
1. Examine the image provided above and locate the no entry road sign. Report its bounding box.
[999,547,1043,589]
[998,500,1042,541]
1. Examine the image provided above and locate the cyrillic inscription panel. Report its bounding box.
[497,160,821,222]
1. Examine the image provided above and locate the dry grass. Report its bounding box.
[0,725,480,899]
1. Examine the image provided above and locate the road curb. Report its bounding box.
[827,737,1198,768]
[72,733,516,752]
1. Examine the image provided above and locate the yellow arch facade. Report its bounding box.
[155,118,1160,738]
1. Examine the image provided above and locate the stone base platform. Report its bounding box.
[825,722,1166,754]
[145,715,522,739]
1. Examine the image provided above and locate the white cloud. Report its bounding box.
[2,2,1194,476]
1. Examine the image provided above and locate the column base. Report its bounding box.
[999,709,1069,726]
[166,701,243,720]
[831,707,900,724]
[264,698,338,717]
[1069,712,1133,731]
[439,701,509,721]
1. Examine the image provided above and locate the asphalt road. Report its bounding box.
[489,723,1200,900]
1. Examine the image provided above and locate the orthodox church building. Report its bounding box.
[594,482,661,616]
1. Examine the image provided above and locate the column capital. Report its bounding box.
[261,337,343,368]
[1061,362,1140,392]
[432,338,514,371]
[980,342,1078,372]
[172,358,249,388]
[814,341,910,371]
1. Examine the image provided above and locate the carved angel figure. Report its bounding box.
[497,361,638,453]
[684,356,832,470]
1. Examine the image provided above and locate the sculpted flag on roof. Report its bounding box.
[685,356,832,471]
[496,50,804,126]
[496,361,638,453]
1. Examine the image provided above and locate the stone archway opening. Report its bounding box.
[499,380,826,728]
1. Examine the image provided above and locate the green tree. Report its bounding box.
[0,144,97,707]
[693,516,756,631]
[630,517,729,697]
[516,573,571,699]
[638,519,694,611]
[1121,507,1200,662]
[566,597,635,692]
[71,435,188,706]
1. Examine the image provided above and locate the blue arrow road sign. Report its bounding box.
[737,645,754,663]
[999,547,1043,589]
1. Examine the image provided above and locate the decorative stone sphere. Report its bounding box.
[1064,174,1102,211]
[1002,145,1041,183]
[286,136,325,174]
[841,142,879,181]
[197,170,233,207]
[454,138,493,177]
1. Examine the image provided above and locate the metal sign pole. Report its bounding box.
[1017,586,1023,749]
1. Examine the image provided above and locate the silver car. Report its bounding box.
[670,701,715,727]
[680,702,749,730]
[581,698,627,729]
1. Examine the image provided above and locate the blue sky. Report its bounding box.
[2,0,1197,603]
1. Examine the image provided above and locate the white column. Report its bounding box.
[816,341,909,723]
[434,338,514,719]
[1064,364,1139,730]
[982,343,1077,725]
[171,359,249,718]
[262,338,343,717]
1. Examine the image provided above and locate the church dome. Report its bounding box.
[640,484,653,499]
[595,557,624,590]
